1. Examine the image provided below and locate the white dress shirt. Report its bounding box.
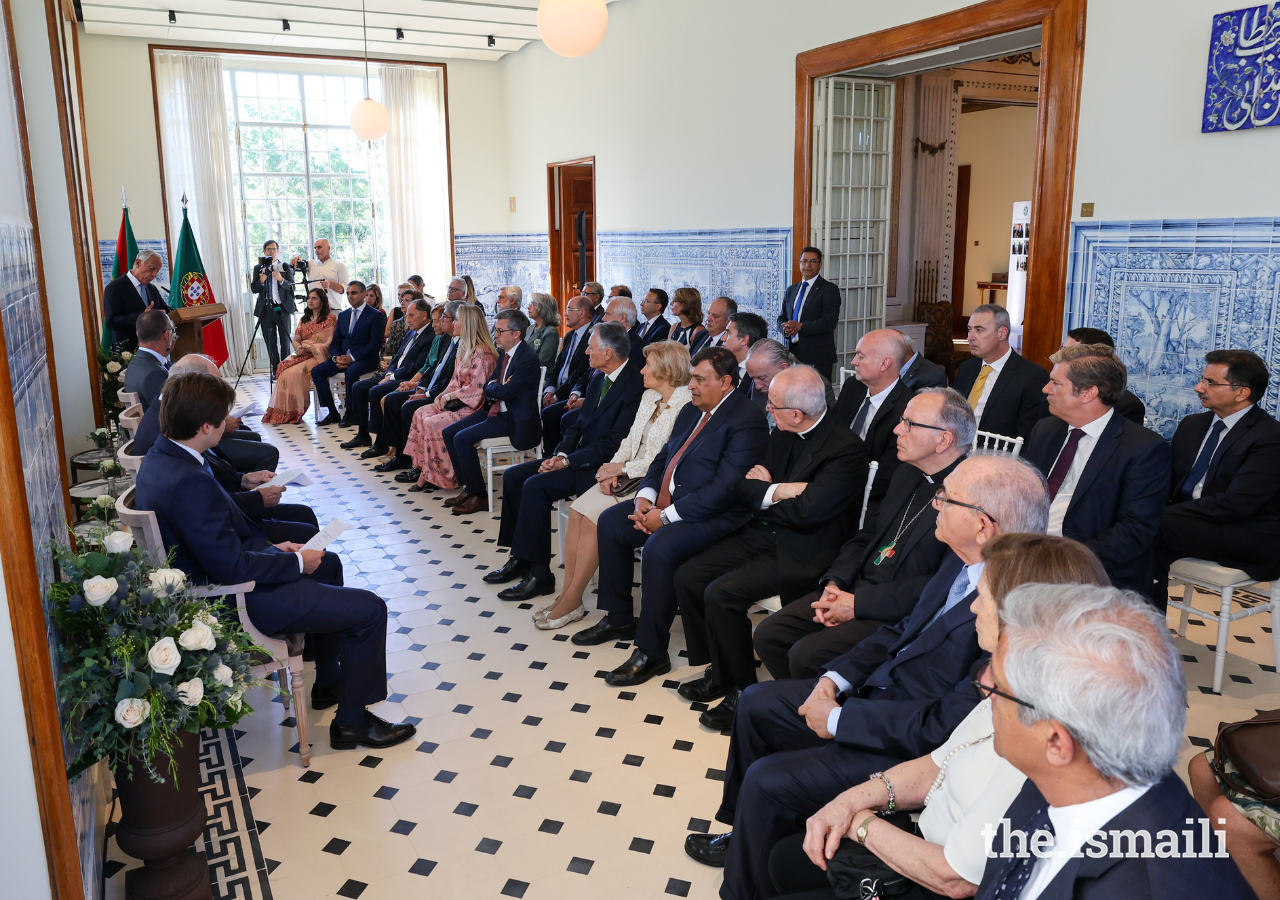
[1020,784,1152,900]
[302,256,351,309]
[127,271,154,305]
[705,331,725,348]
[554,360,627,456]
[789,276,818,344]
[494,339,521,413]
[554,323,591,393]
[1046,408,1114,537]
[637,390,733,522]
[760,411,826,508]
[853,378,900,440]
[972,347,1013,421]
[1189,405,1251,499]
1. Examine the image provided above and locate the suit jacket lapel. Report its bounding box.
[981,352,1021,415]
[1066,413,1123,514]
[867,379,906,434]
[1207,404,1258,480]
[679,394,735,468]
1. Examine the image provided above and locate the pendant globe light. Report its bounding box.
[537,0,609,58]
[350,0,390,141]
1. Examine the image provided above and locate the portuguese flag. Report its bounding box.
[169,206,229,367]
[101,204,139,351]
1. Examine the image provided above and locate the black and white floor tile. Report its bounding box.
[104,374,1280,899]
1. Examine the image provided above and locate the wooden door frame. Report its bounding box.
[793,0,1086,368]
[546,156,595,331]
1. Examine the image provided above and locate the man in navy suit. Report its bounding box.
[952,304,1050,441]
[576,347,769,687]
[103,249,166,351]
[445,309,545,516]
[685,455,1049,899]
[778,246,841,380]
[340,295,434,451]
[134,373,414,750]
[722,312,768,400]
[1023,343,1170,594]
[1153,349,1280,608]
[693,295,736,353]
[374,301,460,475]
[484,322,645,600]
[896,331,948,390]
[632,288,673,348]
[977,582,1257,900]
[539,295,596,453]
[311,281,386,426]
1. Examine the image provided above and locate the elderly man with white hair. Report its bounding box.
[103,248,165,351]
[496,283,522,312]
[976,583,1257,899]
[745,339,836,425]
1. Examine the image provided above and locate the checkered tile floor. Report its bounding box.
[104,375,1280,900]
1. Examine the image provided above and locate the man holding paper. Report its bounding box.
[136,372,415,751]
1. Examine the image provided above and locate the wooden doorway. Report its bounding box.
[547,157,595,322]
[951,164,972,337]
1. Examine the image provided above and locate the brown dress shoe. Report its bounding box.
[452,495,489,515]
[443,490,471,508]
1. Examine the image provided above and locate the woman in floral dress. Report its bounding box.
[262,289,336,424]
[403,304,497,491]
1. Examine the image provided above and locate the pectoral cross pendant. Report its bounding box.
[874,542,896,565]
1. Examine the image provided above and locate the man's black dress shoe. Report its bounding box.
[698,688,741,730]
[329,711,417,750]
[338,417,355,428]
[341,433,371,449]
[604,649,671,686]
[483,557,527,584]
[310,682,339,710]
[677,667,731,703]
[360,445,387,459]
[497,573,555,601]
[685,832,731,867]
[374,457,408,473]
[571,618,637,646]
[316,413,340,426]
[395,467,422,483]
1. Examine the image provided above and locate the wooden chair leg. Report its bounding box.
[277,666,291,709]
[289,658,311,767]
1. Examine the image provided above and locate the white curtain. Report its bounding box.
[382,65,451,297]
[153,52,248,374]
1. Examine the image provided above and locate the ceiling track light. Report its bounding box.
[396,27,404,40]
[168,9,176,24]
[282,18,290,31]
[487,35,496,47]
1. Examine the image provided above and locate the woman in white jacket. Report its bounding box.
[535,340,693,630]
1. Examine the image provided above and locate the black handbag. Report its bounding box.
[443,398,465,412]
[825,811,929,899]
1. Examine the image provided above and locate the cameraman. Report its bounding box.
[290,238,350,311]
[250,240,296,372]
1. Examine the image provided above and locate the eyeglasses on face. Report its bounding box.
[764,402,803,413]
[971,677,1036,711]
[1196,378,1244,389]
[899,417,947,433]
[493,327,520,335]
[932,487,998,522]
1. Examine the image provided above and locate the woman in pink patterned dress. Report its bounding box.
[403,304,497,491]
[262,289,336,424]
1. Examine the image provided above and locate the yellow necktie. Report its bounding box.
[967,364,993,410]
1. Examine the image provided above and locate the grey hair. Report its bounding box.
[449,276,466,290]
[747,338,795,370]
[774,365,827,418]
[916,386,977,449]
[134,249,161,266]
[957,453,1049,534]
[168,353,218,377]
[500,284,523,304]
[607,297,639,329]
[496,308,530,338]
[972,303,1012,337]
[1000,583,1186,786]
[443,300,463,318]
[593,321,630,360]
[530,292,561,327]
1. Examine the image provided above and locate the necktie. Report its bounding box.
[429,342,455,393]
[656,411,712,509]
[851,396,872,439]
[499,352,510,384]
[1180,418,1227,501]
[598,374,612,404]
[865,564,971,689]
[792,281,809,323]
[990,806,1055,900]
[967,364,993,410]
[558,332,578,385]
[1045,428,1086,500]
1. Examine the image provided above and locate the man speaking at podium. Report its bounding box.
[103,249,165,352]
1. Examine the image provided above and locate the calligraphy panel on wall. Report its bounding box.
[1203,3,1280,132]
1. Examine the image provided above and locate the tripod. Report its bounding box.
[233,307,293,391]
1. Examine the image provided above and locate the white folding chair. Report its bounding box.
[114,487,312,766]
[972,430,1024,457]
[480,366,548,509]
[858,460,880,530]
[118,403,144,437]
[1168,558,1280,695]
[117,388,141,408]
[116,439,145,475]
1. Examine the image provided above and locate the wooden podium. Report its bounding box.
[169,304,227,361]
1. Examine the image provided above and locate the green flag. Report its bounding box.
[169,206,228,366]
[101,204,139,351]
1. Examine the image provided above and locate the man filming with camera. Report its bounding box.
[291,238,350,311]
[251,240,297,373]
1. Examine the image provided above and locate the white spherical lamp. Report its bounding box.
[350,97,390,141]
[537,0,609,58]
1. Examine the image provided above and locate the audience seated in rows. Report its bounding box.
[953,304,1050,441]
[744,339,836,426]
[899,334,949,390]
[673,365,868,729]
[632,288,673,348]
[123,309,176,411]
[754,388,973,680]
[723,312,769,400]
[262,288,339,425]
[340,296,435,452]
[533,341,693,630]
[695,295,737,353]
[540,295,596,452]
[525,292,562,369]
[581,282,606,322]
[1063,327,1146,424]
[311,280,387,426]
[669,287,707,349]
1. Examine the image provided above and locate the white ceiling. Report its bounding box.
[77,0,621,62]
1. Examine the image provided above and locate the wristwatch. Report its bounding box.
[855,813,875,845]
[658,508,672,526]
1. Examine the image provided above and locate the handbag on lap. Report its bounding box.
[1214,708,1280,802]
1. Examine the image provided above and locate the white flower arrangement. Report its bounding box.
[82,576,118,607]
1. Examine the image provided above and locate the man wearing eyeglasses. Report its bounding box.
[687,454,1050,897]
[1151,349,1280,610]
[539,295,595,453]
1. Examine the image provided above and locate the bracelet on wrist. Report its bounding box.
[869,771,896,811]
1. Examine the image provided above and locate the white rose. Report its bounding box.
[82,576,118,607]
[178,620,216,652]
[228,689,243,712]
[120,352,133,361]
[149,569,187,596]
[102,531,134,554]
[176,679,204,706]
[106,361,121,373]
[95,494,114,507]
[212,664,233,687]
[114,697,150,729]
[146,636,182,676]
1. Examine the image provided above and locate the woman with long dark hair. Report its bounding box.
[263,288,336,424]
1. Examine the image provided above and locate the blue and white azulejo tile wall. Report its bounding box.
[1065,218,1280,437]
[454,232,550,310]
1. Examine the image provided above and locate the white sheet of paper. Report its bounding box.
[304,519,350,552]
[231,402,263,418]
[264,468,313,488]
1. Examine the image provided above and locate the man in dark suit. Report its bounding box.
[831,328,914,523]
[249,239,296,374]
[539,295,595,453]
[340,296,433,451]
[555,297,644,441]
[483,322,645,599]
[374,301,460,475]
[122,310,175,410]
[896,332,948,389]
[754,387,972,679]
[576,347,769,687]
[722,311,768,399]
[445,309,544,515]
[632,288,673,348]
[1024,343,1170,594]
[778,246,841,380]
[685,455,1050,898]
[978,583,1257,900]
[134,372,414,750]
[310,281,386,426]
[1153,349,1280,608]
[1064,327,1146,425]
[745,339,836,423]
[673,366,868,728]
[953,304,1050,441]
[103,249,165,352]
